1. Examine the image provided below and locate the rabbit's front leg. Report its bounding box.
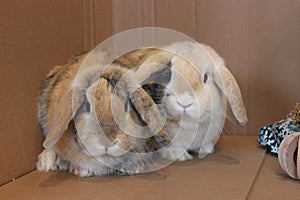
[37,149,69,171]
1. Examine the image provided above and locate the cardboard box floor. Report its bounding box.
[1,135,299,200]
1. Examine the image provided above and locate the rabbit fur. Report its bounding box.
[37,48,172,176]
[145,41,248,161]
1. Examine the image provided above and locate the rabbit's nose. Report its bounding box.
[177,93,194,109]
[177,101,193,109]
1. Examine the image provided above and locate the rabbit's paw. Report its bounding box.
[69,165,94,177]
[37,149,68,171]
[161,147,193,161]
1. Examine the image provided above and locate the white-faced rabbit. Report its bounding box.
[37,49,172,177]
[139,41,248,161]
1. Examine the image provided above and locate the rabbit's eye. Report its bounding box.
[203,73,208,83]
[165,93,171,97]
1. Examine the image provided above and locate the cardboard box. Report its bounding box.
[1,136,300,199]
[1,0,300,199]
[0,136,266,200]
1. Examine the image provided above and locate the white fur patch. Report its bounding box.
[36,149,57,171]
[161,147,193,161]
[69,165,93,177]
[36,149,69,171]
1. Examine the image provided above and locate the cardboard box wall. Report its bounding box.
[1,0,300,187]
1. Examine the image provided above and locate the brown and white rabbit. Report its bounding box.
[37,49,172,176]
[148,41,248,161]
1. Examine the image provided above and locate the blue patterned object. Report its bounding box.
[258,118,300,154]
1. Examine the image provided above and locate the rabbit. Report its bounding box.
[137,41,248,161]
[37,48,172,177]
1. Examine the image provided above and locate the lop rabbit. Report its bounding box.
[37,49,171,176]
[134,41,248,161]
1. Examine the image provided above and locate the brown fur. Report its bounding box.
[114,48,162,68]
[37,48,173,176]
[38,52,89,134]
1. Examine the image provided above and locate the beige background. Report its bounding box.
[0,0,299,185]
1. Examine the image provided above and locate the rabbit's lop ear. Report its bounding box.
[88,78,117,124]
[43,88,81,148]
[201,44,247,125]
[214,65,248,125]
[130,87,171,143]
[136,63,172,86]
